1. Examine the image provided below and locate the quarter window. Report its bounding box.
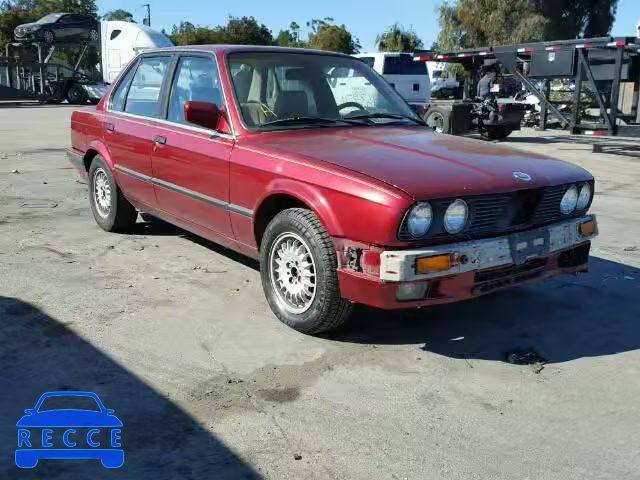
[124,56,171,118]
[167,56,223,125]
[110,62,137,112]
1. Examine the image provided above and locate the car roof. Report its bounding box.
[38,391,100,398]
[142,44,353,58]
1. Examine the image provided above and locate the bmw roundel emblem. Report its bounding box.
[513,171,532,182]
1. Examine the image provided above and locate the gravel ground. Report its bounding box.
[1,105,639,480]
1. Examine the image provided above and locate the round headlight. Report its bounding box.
[576,183,591,210]
[444,199,468,234]
[406,202,433,237]
[560,185,578,214]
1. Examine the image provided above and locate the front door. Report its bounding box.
[106,55,172,209]
[151,54,234,238]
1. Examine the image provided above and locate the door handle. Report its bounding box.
[105,122,115,132]
[154,135,167,145]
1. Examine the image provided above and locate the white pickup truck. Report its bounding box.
[328,52,430,109]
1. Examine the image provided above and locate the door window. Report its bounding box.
[124,56,171,118]
[167,56,223,125]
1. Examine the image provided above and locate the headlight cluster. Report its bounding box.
[561,183,592,214]
[404,199,469,238]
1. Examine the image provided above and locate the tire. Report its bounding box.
[88,155,138,232]
[66,84,87,104]
[260,208,352,334]
[482,126,513,140]
[42,29,55,44]
[423,107,451,133]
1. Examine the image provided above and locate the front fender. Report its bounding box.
[256,179,345,237]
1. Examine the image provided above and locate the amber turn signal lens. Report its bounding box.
[415,254,453,274]
[579,220,598,237]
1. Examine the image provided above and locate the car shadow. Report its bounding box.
[122,218,640,366]
[0,296,262,479]
[131,216,260,271]
[330,256,640,364]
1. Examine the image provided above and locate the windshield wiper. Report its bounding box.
[344,112,427,126]
[261,116,361,127]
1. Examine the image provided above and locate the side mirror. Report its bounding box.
[184,101,223,131]
[24,409,33,414]
[105,409,115,414]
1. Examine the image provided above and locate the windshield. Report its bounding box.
[37,13,63,24]
[227,52,421,131]
[38,395,101,412]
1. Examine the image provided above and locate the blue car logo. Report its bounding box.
[15,391,123,468]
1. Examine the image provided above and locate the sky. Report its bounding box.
[96,0,640,52]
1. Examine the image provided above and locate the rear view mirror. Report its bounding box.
[184,101,223,131]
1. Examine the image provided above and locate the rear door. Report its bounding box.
[382,54,430,104]
[150,54,234,238]
[106,54,172,208]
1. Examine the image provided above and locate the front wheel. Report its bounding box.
[88,155,138,232]
[260,208,352,334]
[42,29,55,44]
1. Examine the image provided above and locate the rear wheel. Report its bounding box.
[260,208,352,334]
[88,155,138,232]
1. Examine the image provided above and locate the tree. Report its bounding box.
[307,22,359,54]
[433,1,469,51]
[376,23,423,52]
[223,16,272,45]
[169,21,224,45]
[538,0,619,39]
[169,16,272,46]
[275,21,305,48]
[102,9,135,22]
[434,0,619,49]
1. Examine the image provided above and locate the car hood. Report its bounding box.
[247,126,592,199]
[16,410,123,427]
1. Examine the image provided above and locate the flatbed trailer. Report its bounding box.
[414,36,640,137]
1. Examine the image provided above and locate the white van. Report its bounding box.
[100,21,173,83]
[353,52,430,106]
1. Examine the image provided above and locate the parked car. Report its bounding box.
[14,13,99,44]
[67,46,598,334]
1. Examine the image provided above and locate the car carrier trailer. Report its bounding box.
[0,20,172,104]
[413,35,640,138]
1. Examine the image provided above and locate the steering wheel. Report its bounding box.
[337,101,367,115]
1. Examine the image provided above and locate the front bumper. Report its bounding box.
[337,215,597,309]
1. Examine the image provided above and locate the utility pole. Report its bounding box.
[142,3,151,27]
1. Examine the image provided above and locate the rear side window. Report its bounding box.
[110,62,137,112]
[168,56,222,125]
[125,56,171,118]
[382,55,427,75]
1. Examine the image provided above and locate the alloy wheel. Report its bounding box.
[269,232,317,314]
